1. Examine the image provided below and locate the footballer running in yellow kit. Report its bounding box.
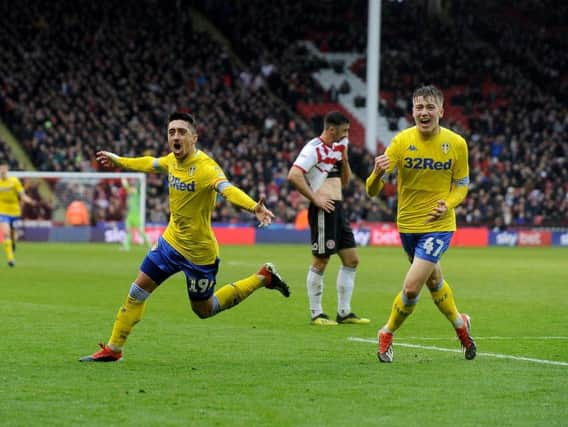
[0,161,35,267]
[80,112,290,362]
[366,85,476,363]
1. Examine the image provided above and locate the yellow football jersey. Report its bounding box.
[154,151,228,265]
[0,176,24,217]
[384,126,469,232]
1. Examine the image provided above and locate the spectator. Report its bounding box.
[65,200,89,226]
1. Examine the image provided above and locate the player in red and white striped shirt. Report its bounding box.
[288,111,370,325]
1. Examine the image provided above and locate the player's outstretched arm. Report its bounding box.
[96,151,160,173]
[96,151,120,168]
[218,182,273,226]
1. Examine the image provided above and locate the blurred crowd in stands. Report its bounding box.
[0,139,16,169]
[0,0,566,228]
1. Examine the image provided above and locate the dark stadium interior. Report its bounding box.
[1,0,566,228]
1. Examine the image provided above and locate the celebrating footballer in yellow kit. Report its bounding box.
[80,112,290,362]
[366,85,476,363]
[0,161,35,267]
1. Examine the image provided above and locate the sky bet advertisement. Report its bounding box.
[15,221,568,247]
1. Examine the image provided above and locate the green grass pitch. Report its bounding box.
[1,243,567,426]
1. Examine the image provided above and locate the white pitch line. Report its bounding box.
[348,337,568,367]
[398,336,568,341]
[226,261,258,266]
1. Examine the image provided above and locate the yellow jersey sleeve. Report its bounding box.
[210,163,228,189]
[115,155,167,173]
[14,178,23,194]
[220,185,257,212]
[154,155,170,173]
[452,136,469,182]
[365,173,383,197]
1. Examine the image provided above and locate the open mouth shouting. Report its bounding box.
[416,115,438,134]
[170,140,187,158]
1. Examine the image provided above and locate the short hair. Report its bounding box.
[412,85,444,105]
[324,111,349,128]
[168,111,196,129]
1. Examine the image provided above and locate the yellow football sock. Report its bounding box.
[108,296,146,350]
[3,239,14,262]
[385,291,418,333]
[214,274,263,310]
[430,280,460,326]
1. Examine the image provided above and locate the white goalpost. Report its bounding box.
[11,171,147,243]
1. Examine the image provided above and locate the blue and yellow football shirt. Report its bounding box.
[0,176,24,217]
[383,126,469,233]
[154,151,228,265]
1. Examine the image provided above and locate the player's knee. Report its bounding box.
[312,258,328,272]
[344,257,359,269]
[425,276,439,289]
[192,306,212,319]
[402,282,421,300]
[404,289,420,300]
[191,296,219,319]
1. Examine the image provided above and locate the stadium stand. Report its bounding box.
[0,0,566,227]
[198,0,567,227]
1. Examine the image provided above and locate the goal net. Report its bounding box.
[11,171,147,244]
